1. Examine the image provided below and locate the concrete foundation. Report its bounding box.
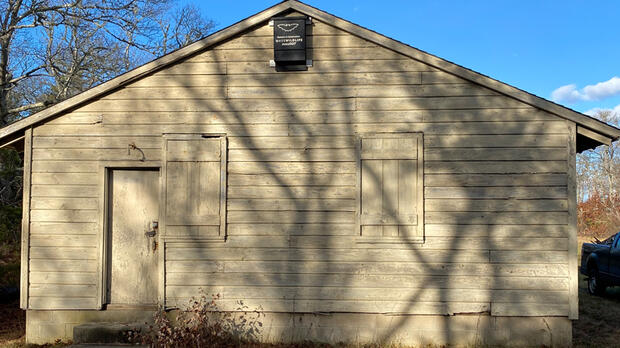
[27,310,572,347]
[26,308,155,345]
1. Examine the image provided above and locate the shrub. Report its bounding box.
[129,292,263,347]
[578,193,620,239]
[0,147,22,246]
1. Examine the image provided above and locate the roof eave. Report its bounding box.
[0,133,24,152]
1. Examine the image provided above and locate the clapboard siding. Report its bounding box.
[165,272,569,291]
[30,210,98,223]
[167,286,569,303]
[132,60,438,77]
[30,198,99,210]
[228,174,357,186]
[425,224,568,238]
[165,261,567,277]
[26,16,573,316]
[163,236,567,251]
[29,271,98,284]
[187,48,409,62]
[221,224,569,238]
[165,247,567,264]
[166,287,570,313]
[426,199,568,212]
[425,174,567,187]
[29,247,97,260]
[164,299,493,315]
[217,35,376,49]
[29,234,97,247]
[73,97,528,113]
[44,110,559,126]
[425,187,567,199]
[228,199,356,211]
[29,147,567,163]
[30,222,97,235]
[32,121,567,137]
[31,185,99,197]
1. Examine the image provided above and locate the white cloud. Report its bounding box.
[551,76,620,103]
[584,104,620,117]
[551,84,582,103]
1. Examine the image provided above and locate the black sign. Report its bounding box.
[273,17,306,70]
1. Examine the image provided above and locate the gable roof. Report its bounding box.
[1,0,619,151]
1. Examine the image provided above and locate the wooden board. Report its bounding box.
[29,271,97,284]
[289,121,568,136]
[227,199,356,211]
[228,173,356,186]
[425,174,567,187]
[228,186,356,199]
[165,272,569,291]
[166,260,567,277]
[20,128,32,309]
[45,109,558,126]
[166,286,568,304]
[426,199,568,212]
[567,121,579,319]
[228,162,356,174]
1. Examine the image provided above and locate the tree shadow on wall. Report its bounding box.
[133,12,572,346]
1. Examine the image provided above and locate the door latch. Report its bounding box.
[145,220,158,237]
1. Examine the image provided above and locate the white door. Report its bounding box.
[108,169,159,305]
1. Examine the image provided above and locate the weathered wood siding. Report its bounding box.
[27,15,572,315]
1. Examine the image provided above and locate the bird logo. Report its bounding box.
[277,23,299,32]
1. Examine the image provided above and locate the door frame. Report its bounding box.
[97,162,163,309]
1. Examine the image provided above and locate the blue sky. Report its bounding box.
[190,1,620,116]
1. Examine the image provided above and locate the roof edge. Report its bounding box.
[1,0,619,142]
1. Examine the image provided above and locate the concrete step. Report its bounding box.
[72,322,146,345]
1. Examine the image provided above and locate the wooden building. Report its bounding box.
[1,1,619,346]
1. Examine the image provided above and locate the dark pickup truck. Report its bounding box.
[581,231,620,295]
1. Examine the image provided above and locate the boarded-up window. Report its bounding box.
[163,135,227,240]
[358,133,423,243]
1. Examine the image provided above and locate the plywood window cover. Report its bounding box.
[162,133,228,242]
[356,132,424,244]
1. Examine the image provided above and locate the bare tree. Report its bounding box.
[577,110,620,202]
[577,110,620,236]
[0,0,215,245]
[0,0,215,126]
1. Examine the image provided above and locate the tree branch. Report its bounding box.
[7,101,48,114]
